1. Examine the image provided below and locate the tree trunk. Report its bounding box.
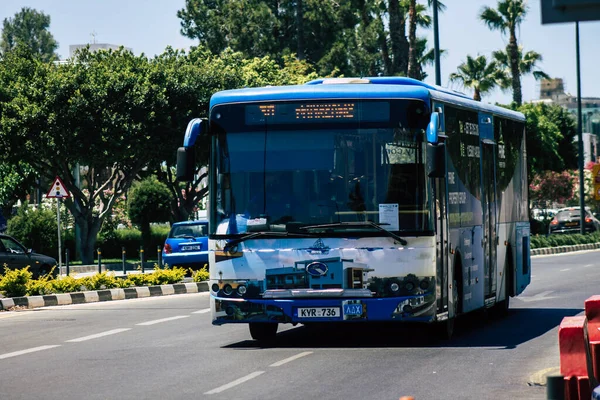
[407,0,419,79]
[74,212,102,265]
[474,88,481,102]
[140,220,152,257]
[388,0,408,75]
[296,0,305,60]
[378,15,392,75]
[508,30,522,106]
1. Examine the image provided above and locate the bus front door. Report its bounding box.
[480,114,497,305]
[434,177,450,315]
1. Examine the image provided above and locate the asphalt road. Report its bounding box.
[0,250,598,400]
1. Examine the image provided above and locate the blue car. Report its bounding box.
[162,219,209,271]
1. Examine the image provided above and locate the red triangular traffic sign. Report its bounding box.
[46,176,71,198]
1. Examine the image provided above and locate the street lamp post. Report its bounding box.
[432,0,441,86]
[576,22,585,234]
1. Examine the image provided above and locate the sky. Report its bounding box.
[1,0,599,105]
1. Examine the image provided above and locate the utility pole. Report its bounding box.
[432,0,441,86]
[576,21,585,234]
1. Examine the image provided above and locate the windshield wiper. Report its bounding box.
[300,221,408,245]
[222,231,316,252]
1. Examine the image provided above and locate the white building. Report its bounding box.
[69,43,133,58]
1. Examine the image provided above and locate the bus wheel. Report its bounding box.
[249,323,278,342]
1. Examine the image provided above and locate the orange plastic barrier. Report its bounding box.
[556,296,600,399]
[559,316,590,378]
[585,295,600,382]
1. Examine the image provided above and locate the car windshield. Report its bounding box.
[556,209,591,220]
[0,236,26,254]
[210,99,433,236]
[169,223,208,238]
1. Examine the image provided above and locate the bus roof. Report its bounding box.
[209,77,525,122]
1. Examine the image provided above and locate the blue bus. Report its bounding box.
[177,77,531,341]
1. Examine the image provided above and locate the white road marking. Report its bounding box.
[65,328,131,343]
[269,351,313,367]
[560,268,571,272]
[0,345,61,360]
[192,309,210,314]
[136,315,190,326]
[204,371,265,394]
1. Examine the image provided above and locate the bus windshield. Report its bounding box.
[211,99,433,236]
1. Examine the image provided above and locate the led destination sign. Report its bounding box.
[245,101,390,125]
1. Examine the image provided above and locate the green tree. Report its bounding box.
[479,0,528,105]
[449,54,505,101]
[0,7,59,62]
[7,203,57,257]
[127,177,172,252]
[0,46,174,263]
[518,102,576,180]
[492,46,550,90]
[0,161,38,219]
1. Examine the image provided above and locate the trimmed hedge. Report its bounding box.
[63,225,171,260]
[530,232,600,249]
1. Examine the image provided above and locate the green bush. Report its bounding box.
[26,279,53,296]
[94,225,170,259]
[0,267,32,297]
[7,204,59,258]
[146,266,187,285]
[51,276,87,293]
[192,267,209,282]
[126,273,150,287]
[85,272,121,290]
[530,232,600,249]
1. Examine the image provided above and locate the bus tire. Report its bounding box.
[249,323,278,342]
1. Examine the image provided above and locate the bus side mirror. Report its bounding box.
[176,147,196,182]
[176,118,208,182]
[427,142,446,178]
[426,112,440,144]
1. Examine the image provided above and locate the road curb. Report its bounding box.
[531,242,600,256]
[0,281,209,311]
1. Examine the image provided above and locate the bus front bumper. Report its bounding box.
[211,293,437,325]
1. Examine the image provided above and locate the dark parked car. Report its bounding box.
[162,219,209,271]
[548,207,600,234]
[0,234,58,278]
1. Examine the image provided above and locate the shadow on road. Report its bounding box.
[224,307,583,349]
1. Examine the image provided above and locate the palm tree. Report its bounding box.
[479,0,528,105]
[492,46,550,90]
[407,0,445,79]
[414,37,446,81]
[449,54,506,101]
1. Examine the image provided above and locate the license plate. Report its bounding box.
[343,304,363,316]
[297,307,340,318]
[182,245,201,251]
[565,222,578,227]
